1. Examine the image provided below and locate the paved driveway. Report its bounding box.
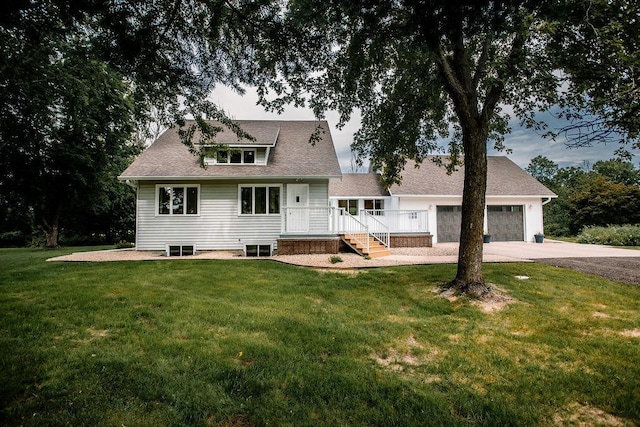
[481,240,640,284]
[482,240,640,260]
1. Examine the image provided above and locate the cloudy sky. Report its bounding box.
[210,85,638,171]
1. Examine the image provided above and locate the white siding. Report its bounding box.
[307,180,330,233]
[136,179,330,250]
[256,148,268,164]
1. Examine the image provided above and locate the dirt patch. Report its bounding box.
[373,348,419,370]
[437,285,516,313]
[554,403,629,426]
[536,257,640,285]
[87,328,109,338]
[304,296,324,304]
[620,329,640,338]
[372,335,440,372]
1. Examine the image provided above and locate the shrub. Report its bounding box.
[0,231,26,247]
[115,240,135,249]
[59,233,108,246]
[576,225,640,246]
[329,255,343,264]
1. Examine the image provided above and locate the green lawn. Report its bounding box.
[1,247,639,426]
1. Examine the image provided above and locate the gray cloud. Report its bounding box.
[211,86,638,171]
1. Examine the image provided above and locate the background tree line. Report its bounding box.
[527,156,640,237]
[0,0,271,247]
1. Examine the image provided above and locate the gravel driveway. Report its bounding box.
[534,257,640,285]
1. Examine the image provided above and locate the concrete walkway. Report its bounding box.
[47,240,640,269]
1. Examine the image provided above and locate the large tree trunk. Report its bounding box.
[44,223,59,249]
[449,126,491,297]
[42,202,62,249]
[432,23,512,296]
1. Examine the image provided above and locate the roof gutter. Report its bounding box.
[389,194,558,198]
[118,174,343,181]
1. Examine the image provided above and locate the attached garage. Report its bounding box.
[437,204,525,242]
[377,156,557,243]
[437,206,462,242]
[487,205,524,241]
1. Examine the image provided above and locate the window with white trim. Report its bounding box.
[239,185,280,215]
[216,149,258,164]
[157,185,199,215]
[338,199,359,215]
[364,199,384,215]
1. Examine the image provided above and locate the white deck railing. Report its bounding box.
[362,210,429,233]
[283,206,313,233]
[336,207,372,252]
[282,207,391,252]
[282,208,429,235]
[361,210,390,248]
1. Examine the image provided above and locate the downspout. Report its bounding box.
[135,182,139,249]
[542,197,553,205]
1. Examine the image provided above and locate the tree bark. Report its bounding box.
[44,223,59,249]
[42,202,62,249]
[436,41,493,297]
[449,125,491,297]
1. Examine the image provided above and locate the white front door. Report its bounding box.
[286,184,309,232]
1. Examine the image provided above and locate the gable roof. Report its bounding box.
[388,156,556,197]
[329,173,389,197]
[119,120,342,180]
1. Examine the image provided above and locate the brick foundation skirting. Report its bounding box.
[278,234,432,254]
[390,234,433,248]
[276,238,341,255]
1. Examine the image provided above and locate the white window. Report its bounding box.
[338,199,358,215]
[157,185,199,215]
[205,147,268,166]
[239,185,281,215]
[216,149,257,164]
[364,199,384,214]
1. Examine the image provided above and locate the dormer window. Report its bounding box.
[243,150,255,164]
[210,148,264,165]
[230,151,242,163]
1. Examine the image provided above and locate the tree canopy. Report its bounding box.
[548,0,640,147]
[250,0,639,294]
[0,0,276,247]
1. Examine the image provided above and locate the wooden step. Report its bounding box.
[366,247,392,258]
[341,233,391,258]
[365,240,391,258]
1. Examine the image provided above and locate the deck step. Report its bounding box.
[340,233,391,258]
[367,248,392,258]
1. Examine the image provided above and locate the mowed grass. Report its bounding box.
[1,248,639,426]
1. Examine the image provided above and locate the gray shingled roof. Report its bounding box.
[329,174,389,197]
[388,156,557,197]
[198,122,279,146]
[119,120,342,180]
